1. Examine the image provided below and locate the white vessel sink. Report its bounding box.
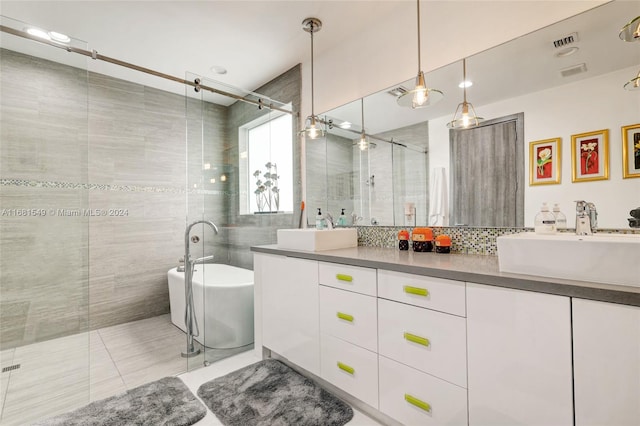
[497,232,640,287]
[277,228,357,251]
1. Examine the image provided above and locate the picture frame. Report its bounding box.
[571,129,609,182]
[529,137,561,185]
[622,123,640,179]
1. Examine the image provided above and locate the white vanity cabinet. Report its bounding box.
[466,283,573,426]
[256,253,320,376]
[318,262,379,408]
[572,298,640,426]
[378,271,468,425]
[255,248,637,426]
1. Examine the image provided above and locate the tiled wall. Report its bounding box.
[306,132,354,225]
[357,226,640,256]
[0,48,194,347]
[0,49,299,347]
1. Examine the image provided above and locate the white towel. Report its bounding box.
[429,167,448,226]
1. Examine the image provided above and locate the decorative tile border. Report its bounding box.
[357,226,640,256]
[0,178,236,196]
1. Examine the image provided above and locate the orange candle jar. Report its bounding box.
[398,230,410,251]
[412,228,434,252]
[435,235,452,254]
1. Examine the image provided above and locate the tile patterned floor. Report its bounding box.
[0,314,379,425]
[0,314,248,426]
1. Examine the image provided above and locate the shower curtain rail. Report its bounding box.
[318,117,427,153]
[0,25,294,115]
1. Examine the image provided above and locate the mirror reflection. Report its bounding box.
[309,0,639,229]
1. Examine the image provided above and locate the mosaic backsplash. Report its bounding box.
[357,226,640,256]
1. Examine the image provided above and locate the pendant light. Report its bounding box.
[447,58,484,129]
[619,16,640,42]
[397,0,443,109]
[301,18,324,139]
[619,16,640,90]
[624,70,640,91]
[358,98,368,151]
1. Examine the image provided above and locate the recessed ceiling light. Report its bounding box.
[210,65,227,75]
[458,81,473,88]
[26,27,50,40]
[555,46,579,58]
[339,121,352,129]
[48,31,70,43]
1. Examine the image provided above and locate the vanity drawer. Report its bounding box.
[378,298,467,388]
[319,262,377,296]
[320,285,377,352]
[321,334,379,409]
[378,269,466,317]
[379,355,468,426]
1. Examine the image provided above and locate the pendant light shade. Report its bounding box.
[301,18,325,140]
[447,58,484,129]
[397,0,443,109]
[619,15,640,42]
[624,69,640,91]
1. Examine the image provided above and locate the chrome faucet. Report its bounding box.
[575,201,597,235]
[182,220,218,358]
[324,212,335,230]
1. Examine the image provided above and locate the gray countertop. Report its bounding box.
[251,245,640,307]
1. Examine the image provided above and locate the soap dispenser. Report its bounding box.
[534,203,557,234]
[337,208,348,227]
[552,203,567,230]
[316,208,325,230]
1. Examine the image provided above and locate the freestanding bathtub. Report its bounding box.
[168,264,254,349]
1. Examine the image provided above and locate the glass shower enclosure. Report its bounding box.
[0,16,91,425]
[0,16,295,424]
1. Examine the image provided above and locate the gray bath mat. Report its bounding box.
[34,376,206,426]
[197,359,353,426]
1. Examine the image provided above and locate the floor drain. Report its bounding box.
[2,364,20,373]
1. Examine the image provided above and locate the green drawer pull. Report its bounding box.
[336,273,353,282]
[403,285,429,297]
[337,362,355,375]
[337,312,354,322]
[405,393,431,413]
[404,332,430,347]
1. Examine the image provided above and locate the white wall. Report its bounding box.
[428,66,640,229]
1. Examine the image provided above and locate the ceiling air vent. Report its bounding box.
[387,86,407,97]
[552,32,579,48]
[560,63,587,78]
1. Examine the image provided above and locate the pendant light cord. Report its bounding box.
[310,21,316,119]
[361,98,365,136]
[463,58,467,104]
[416,0,422,72]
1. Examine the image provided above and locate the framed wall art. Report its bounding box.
[622,123,640,179]
[529,137,561,185]
[571,129,609,182]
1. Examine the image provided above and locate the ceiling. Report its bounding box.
[0,1,407,104]
[1,0,634,121]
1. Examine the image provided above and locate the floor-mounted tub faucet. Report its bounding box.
[575,201,597,235]
[182,220,218,358]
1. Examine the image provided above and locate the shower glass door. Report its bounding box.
[185,73,293,370]
[0,16,90,425]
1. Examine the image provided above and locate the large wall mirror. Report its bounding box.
[307,0,639,229]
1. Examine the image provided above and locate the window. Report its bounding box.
[239,112,293,214]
